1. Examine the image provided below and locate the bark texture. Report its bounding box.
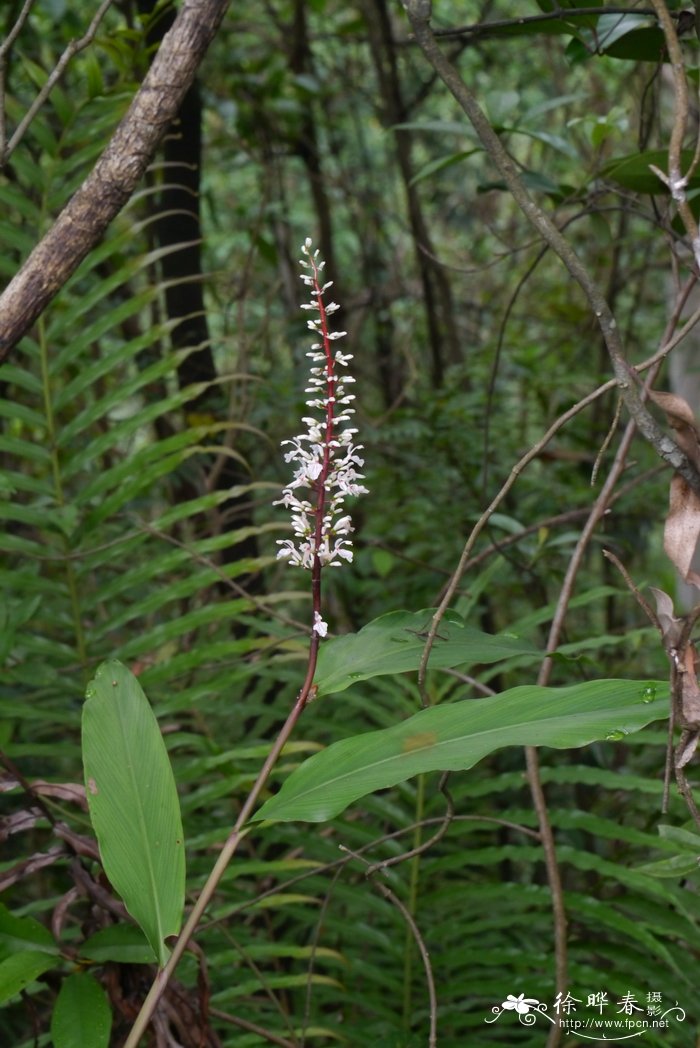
[0,0,230,362]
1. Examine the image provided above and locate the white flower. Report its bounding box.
[275,238,368,576]
[313,612,328,637]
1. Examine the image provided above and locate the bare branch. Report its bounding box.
[0,0,231,362]
[602,549,661,629]
[1,0,115,166]
[0,0,35,159]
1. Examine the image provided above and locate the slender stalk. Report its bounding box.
[402,772,425,1032]
[123,677,317,1048]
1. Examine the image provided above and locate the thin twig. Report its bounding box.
[591,396,623,486]
[675,764,700,831]
[367,772,455,875]
[663,696,675,814]
[123,677,318,1048]
[213,812,541,926]
[3,0,116,165]
[601,549,660,629]
[0,0,35,161]
[208,1008,296,1048]
[676,602,700,652]
[432,8,661,42]
[648,1,700,266]
[300,866,344,1048]
[138,519,310,633]
[339,846,438,1048]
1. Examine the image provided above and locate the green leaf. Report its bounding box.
[255,679,668,822]
[636,854,700,879]
[0,903,57,959]
[601,149,700,194]
[313,609,539,697]
[0,950,56,1004]
[50,972,112,1048]
[82,661,185,966]
[409,149,482,186]
[80,925,157,965]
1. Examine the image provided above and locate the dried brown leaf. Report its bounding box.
[648,587,684,645]
[0,847,65,892]
[664,475,700,587]
[0,777,87,807]
[53,822,100,861]
[676,730,699,769]
[681,646,700,728]
[0,808,42,841]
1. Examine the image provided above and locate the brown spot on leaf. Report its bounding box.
[87,778,98,795]
[402,731,438,753]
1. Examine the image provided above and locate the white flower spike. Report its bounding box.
[275,238,368,583]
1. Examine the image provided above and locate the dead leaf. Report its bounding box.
[649,587,684,646]
[0,808,42,841]
[648,392,700,586]
[676,730,699,769]
[0,847,65,892]
[681,645,700,728]
[664,475,700,587]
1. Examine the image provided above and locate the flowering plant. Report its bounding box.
[123,239,367,1044]
[275,237,368,637]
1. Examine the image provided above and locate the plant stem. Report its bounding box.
[123,661,318,1047]
[402,772,425,1031]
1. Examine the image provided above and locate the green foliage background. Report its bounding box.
[2,1,700,1045]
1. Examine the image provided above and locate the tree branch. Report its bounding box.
[1,0,116,166]
[0,0,231,362]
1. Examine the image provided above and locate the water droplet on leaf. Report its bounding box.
[640,684,656,704]
[605,729,628,741]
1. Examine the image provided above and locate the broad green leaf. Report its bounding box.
[393,119,479,137]
[500,126,577,158]
[313,609,539,697]
[50,972,111,1048]
[409,148,482,186]
[0,904,57,959]
[657,824,700,850]
[82,661,185,966]
[478,169,570,199]
[255,679,667,822]
[636,854,700,879]
[80,925,157,965]
[0,950,56,1003]
[601,149,700,195]
[593,13,656,52]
